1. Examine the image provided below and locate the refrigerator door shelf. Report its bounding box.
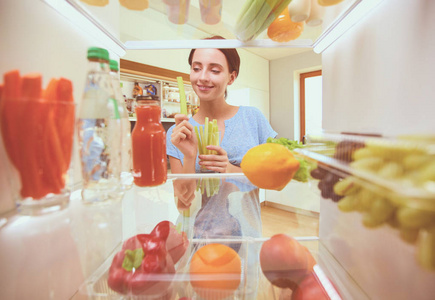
[295,133,435,300]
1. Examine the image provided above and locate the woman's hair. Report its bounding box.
[188,35,240,77]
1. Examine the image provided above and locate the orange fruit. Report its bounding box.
[189,243,242,299]
[267,8,304,42]
[241,143,300,191]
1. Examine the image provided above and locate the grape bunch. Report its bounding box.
[310,140,365,202]
[332,140,435,270]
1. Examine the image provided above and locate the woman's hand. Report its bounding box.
[198,145,241,173]
[173,178,196,211]
[171,114,197,160]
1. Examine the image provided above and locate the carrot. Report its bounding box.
[41,78,65,194]
[55,78,75,173]
[0,70,31,196]
[21,73,46,198]
[21,73,42,99]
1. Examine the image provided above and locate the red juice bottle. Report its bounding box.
[131,98,167,187]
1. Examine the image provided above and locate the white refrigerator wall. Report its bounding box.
[322,0,435,136]
[320,1,435,299]
[0,2,123,298]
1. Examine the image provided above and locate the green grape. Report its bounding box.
[397,206,435,229]
[366,140,420,160]
[333,177,360,196]
[362,212,384,228]
[337,195,358,212]
[417,226,435,270]
[402,154,432,171]
[352,147,375,161]
[385,193,409,207]
[350,157,384,171]
[378,162,404,179]
[418,161,435,182]
[356,188,376,212]
[400,227,419,244]
[370,197,395,223]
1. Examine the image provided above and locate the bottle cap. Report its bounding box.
[87,47,110,62]
[109,60,119,71]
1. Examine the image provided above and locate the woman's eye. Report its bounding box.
[193,67,201,72]
[211,70,220,74]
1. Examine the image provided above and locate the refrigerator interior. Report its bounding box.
[1,0,434,299]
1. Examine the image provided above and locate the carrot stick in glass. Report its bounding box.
[21,73,46,198]
[56,78,75,173]
[42,78,65,194]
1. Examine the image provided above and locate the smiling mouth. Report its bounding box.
[197,85,213,91]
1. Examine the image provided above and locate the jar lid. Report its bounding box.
[87,47,109,62]
[137,95,159,101]
[109,60,119,71]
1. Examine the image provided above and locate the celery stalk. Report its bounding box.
[235,0,266,35]
[236,0,256,24]
[177,76,187,115]
[204,117,209,154]
[194,126,201,153]
[199,126,205,155]
[208,121,213,154]
[241,0,278,41]
[256,0,293,37]
[236,0,278,41]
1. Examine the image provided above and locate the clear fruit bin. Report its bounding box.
[293,133,435,300]
[74,174,344,300]
[77,237,341,300]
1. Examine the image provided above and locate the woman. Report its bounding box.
[167,36,277,173]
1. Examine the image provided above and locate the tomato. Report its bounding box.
[260,234,315,290]
[292,272,330,300]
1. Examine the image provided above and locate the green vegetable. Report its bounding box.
[267,137,315,182]
[235,0,293,42]
[195,118,219,155]
[177,76,187,115]
[122,248,144,272]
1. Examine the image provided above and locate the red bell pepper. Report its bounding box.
[151,220,189,264]
[108,221,189,296]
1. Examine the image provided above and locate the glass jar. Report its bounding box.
[131,99,167,187]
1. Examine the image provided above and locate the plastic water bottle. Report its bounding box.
[109,59,133,190]
[77,47,123,203]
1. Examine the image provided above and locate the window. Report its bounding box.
[300,70,322,142]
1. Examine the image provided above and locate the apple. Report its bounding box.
[260,234,314,290]
[292,272,330,300]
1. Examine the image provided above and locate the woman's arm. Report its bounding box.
[169,156,196,174]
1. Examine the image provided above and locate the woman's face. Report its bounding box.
[190,48,236,102]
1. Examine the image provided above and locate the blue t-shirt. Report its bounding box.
[166,106,277,172]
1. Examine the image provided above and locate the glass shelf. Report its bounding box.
[52,0,386,55]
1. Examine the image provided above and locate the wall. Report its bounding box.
[269,51,322,140]
[0,1,124,299]
[266,50,321,212]
[322,0,435,136]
